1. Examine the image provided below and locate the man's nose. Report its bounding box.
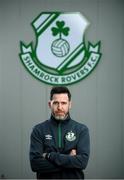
[57,103,62,109]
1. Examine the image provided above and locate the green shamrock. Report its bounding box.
[51,21,70,39]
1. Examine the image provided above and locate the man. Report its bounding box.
[30,86,90,179]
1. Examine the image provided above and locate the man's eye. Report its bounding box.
[61,102,67,105]
[53,102,58,105]
[53,102,67,105]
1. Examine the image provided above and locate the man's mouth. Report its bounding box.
[56,111,64,115]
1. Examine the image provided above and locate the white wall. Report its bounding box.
[0,0,124,179]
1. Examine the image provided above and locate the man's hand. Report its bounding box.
[42,153,51,159]
[42,153,47,158]
[70,149,76,156]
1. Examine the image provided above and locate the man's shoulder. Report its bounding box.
[33,119,49,130]
[71,119,88,130]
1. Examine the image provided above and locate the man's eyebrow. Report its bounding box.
[52,100,67,103]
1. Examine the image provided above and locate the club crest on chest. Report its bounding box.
[65,131,76,141]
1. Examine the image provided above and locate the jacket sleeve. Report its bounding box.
[29,127,61,173]
[48,126,90,170]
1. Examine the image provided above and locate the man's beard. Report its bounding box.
[52,113,68,120]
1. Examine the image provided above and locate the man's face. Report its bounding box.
[49,93,71,120]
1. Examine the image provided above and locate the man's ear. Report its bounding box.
[69,101,72,109]
[48,101,51,108]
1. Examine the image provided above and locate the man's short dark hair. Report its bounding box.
[50,86,71,101]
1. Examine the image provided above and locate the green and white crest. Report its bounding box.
[19,12,102,85]
[65,131,76,141]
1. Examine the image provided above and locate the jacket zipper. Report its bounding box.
[58,122,62,148]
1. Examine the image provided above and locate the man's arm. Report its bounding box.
[45,126,90,170]
[29,127,61,173]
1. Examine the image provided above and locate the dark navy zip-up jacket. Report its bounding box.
[30,115,90,179]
